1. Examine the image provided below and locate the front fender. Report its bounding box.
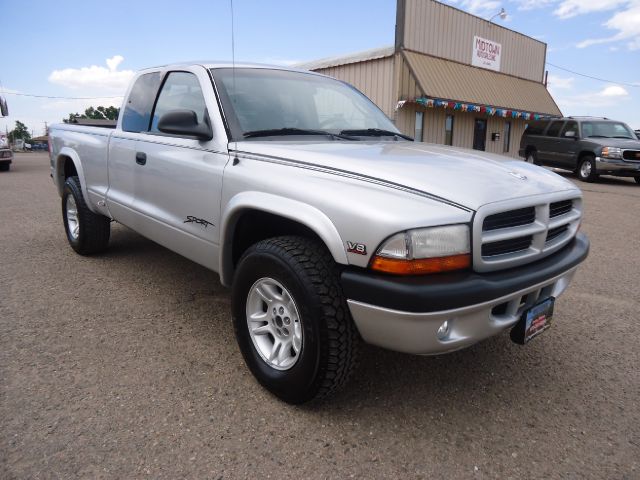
[219,191,347,286]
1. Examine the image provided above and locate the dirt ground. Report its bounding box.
[1,152,638,479]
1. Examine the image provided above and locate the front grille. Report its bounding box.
[549,200,573,218]
[482,236,532,257]
[473,195,582,272]
[546,224,569,242]
[0,150,11,158]
[483,207,536,231]
[622,150,640,161]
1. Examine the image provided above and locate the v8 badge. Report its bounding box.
[346,241,367,255]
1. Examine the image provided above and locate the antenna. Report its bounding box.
[230,0,238,156]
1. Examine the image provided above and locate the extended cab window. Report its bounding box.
[122,72,161,133]
[151,72,207,133]
[545,121,564,137]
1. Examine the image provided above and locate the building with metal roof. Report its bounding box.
[299,0,561,157]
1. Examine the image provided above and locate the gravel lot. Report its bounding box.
[1,152,638,479]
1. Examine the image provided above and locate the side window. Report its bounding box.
[151,72,207,133]
[445,114,454,146]
[561,121,578,137]
[122,72,162,133]
[503,121,511,153]
[546,121,564,137]
[524,121,548,135]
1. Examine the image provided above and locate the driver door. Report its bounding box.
[131,67,230,271]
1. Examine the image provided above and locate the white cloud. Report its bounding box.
[455,0,501,17]
[553,0,628,18]
[547,74,575,90]
[553,83,630,108]
[48,55,134,91]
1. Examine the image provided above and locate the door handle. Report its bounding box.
[136,152,147,165]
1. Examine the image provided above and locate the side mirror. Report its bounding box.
[564,130,577,139]
[158,109,213,141]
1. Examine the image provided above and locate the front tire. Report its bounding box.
[62,176,111,254]
[0,163,9,172]
[232,236,359,404]
[577,155,598,182]
[634,176,640,185]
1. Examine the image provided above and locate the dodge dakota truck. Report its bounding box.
[49,62,589,404]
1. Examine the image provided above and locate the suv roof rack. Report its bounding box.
[568,116,609,120]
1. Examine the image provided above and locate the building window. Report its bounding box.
[414,111,424,142]
[503,121,511,153]
[445,115,454,146]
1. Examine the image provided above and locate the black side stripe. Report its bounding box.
[231,150,473,212]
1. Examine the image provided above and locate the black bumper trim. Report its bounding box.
[341,233,589,313]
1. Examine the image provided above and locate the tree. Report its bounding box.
[64,105,120,123]
[8,121,31,143]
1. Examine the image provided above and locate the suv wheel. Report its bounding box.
[525,150,538,165]
[232,236,359,404]
[577,155,598,182]
[62,176,111,254]
[634,176,640,185]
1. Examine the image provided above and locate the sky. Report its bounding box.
[0,0,639,138]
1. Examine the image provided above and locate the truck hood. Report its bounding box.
[234,141,579,211]
[585,137,640,149]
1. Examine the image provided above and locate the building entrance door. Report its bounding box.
[473,118,487,151]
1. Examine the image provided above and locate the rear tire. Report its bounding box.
[0,163,9,172]
[577,155,598,182]
[232,236,359,404]
[634,176,640,185]
[62,176,111,254]
[525,150,538,165]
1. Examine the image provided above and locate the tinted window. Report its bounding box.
[546,121,564,137]
[151,72,207,133]
[445,115,454,146]
[581,121,635,139]
[561,121,578,137]
[525,121,548,135]
[503,121,511,153]
[122,72,162,133]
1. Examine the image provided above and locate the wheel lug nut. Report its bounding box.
[284,317,290,325]
[279,307,284,314]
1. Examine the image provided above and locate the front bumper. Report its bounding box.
[595,156,640,177]
[342,233,589,355]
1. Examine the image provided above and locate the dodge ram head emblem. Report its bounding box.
[347,241,367,255]
[509,171,527,180]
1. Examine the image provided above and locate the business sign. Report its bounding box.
[472,36,501,72]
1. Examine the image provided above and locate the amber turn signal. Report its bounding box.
[370,253,471,275]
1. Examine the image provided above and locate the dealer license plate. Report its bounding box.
[510,297,555,345]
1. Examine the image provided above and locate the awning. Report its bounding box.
[403,50,562,116]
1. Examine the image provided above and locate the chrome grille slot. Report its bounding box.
[482,235,532,257]
[549,200,572,218]
[483,207,535,231]
[473,194,583,273]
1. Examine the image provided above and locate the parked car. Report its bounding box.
[49,63,589,403]
[519,117,640,184]
[0,147,12,171]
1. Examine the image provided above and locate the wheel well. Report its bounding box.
[577,151,595,162]
[230,210,325,269]
[525,146,536,156]
[62,156,77,179]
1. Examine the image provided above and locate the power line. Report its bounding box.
[0,91,124,100]
[546,62,640,88]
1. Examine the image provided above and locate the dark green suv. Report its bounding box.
[519,117,640,184]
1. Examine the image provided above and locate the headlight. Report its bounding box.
[601,147,622,159]
[370,224,471,275]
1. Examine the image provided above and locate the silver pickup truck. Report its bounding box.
[49,62,589,403]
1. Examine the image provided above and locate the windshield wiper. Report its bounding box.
[340,128,413,141]
[612,136,633,139]
[242,128,353,140]
[587,135,608,138]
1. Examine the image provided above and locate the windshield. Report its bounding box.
[582,121,635,139]
[211,68,400,141]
